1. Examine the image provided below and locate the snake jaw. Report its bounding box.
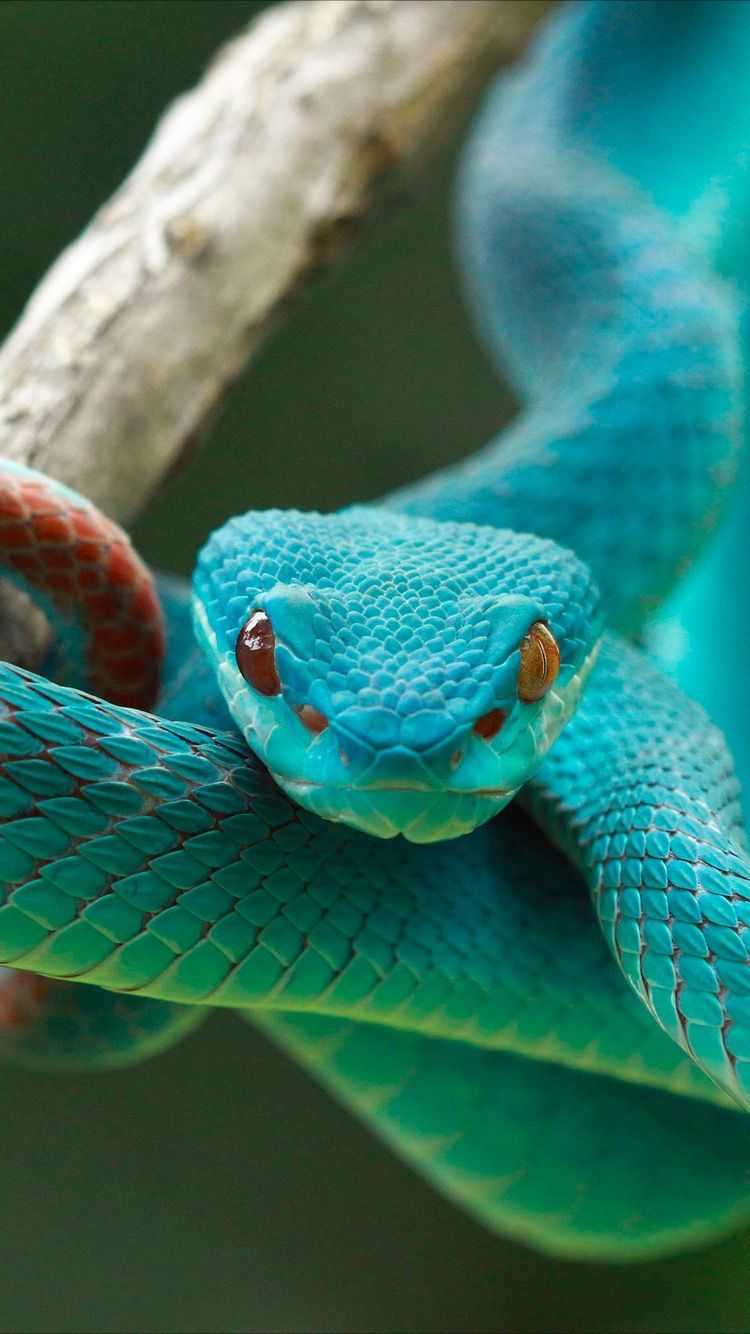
[194,580,601,841]
[262,638,600,841]
[276,778,522,843]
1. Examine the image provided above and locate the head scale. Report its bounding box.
[194,506,602,842]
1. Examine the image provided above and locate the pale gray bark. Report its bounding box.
[0,0,550,524]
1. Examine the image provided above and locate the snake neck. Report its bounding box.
[386,7,744,640]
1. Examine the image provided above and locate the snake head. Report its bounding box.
[194,507,602,842]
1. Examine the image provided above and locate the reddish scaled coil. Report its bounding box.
[0,470,165,711]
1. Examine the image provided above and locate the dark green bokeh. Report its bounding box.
[1,3,749,1331]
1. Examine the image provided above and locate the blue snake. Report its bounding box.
[3,0,750,1262]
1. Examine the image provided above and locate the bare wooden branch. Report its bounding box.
[0,0,551,524]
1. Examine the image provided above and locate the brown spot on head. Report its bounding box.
[473,708,506,741]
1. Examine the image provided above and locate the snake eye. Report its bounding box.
[517,621,560,703]
[235,610,281,696]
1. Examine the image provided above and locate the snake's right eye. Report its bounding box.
[235,610,281,696]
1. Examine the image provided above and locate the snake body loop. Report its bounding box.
[2,0,750,1260]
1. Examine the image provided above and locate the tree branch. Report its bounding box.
[0,0,551,524]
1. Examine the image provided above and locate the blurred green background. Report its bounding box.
[1,2,750,1331]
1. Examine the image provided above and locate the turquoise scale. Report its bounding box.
[3,0,750,1262]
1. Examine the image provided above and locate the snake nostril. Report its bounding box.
[473,708,507,741]
[339,748,350,767]
[450,749,464,770]
[297,705,329,734]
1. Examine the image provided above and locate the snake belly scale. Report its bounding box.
[1,0,750,1261]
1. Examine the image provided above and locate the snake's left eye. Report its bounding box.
[517,621,560,702]
[236,610,281,696]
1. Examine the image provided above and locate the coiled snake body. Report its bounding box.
[3,0,750,1260]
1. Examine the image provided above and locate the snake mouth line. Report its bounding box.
[272,774,513,799]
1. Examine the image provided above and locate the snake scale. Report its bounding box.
[3,0,750,1261]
